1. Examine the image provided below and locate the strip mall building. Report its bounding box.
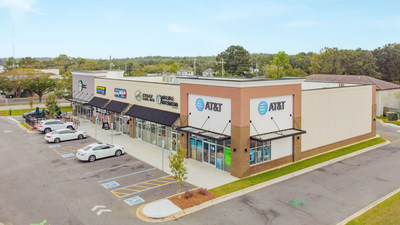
[70,71,376,178]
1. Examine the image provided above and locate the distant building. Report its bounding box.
[177,69,194,76]
[306,74,400,116]
[202,68,214,77]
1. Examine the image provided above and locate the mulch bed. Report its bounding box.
[168,188,218,210]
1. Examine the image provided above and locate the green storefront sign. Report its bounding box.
[224,147,231,166]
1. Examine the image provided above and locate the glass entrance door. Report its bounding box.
[203,142,209,164]
[196,140,202,162]
[209,144,216,166]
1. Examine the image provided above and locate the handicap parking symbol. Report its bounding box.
[49,144,61,149]
[60,153,75,159]
[101,181,120,189]
[124,196,144,206]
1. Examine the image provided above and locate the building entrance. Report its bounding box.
[189,134,231,172]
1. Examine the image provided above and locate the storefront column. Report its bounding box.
[129,117,134,138]
[179,115,189,158]
[293,116,302,162]
[230,125,250,178]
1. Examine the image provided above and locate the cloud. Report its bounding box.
[168,24,195,33]
[0,0,42,20]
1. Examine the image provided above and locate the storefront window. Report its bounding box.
[250,140,272,166]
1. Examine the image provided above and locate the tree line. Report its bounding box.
[1,43,400,82]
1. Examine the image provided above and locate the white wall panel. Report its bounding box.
[271,138,292,160]
[188,94,231,135]
[302,86,372,152]
[250,95,293,136]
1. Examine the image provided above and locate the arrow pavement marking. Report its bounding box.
[30,219,48,225]
[287,198,307,208]
[92,205,106,211]
[97,209,112,216]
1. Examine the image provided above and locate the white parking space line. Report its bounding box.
[97,168,157,183]
[85,161,142,175]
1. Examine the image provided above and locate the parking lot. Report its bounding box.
[0,117,194,225]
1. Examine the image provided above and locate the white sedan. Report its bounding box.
[44,129,87,143]
[76,143,124,162]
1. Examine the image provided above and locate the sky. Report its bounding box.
[0,0,399,59]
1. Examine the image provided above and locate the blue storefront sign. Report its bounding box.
[114,88,127,99]
[250,150,255,162]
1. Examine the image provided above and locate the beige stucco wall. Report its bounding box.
[94,78,180,113]
[376,89,400,116]
[301,85,372,152]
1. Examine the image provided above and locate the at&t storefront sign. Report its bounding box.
[258,100,286,115]
[195,98,223,112]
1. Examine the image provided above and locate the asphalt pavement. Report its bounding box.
[0,117,193,225]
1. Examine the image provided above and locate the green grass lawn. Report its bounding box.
[377,116,400,126]
[210,137,386,196]
[20,122,32,130]
[346,190,400,225]
[0,106,72,116]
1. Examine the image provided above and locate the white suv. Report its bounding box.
[38,119,75,133]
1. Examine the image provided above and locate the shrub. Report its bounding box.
[198,188,208,195]
[184,190,193,199]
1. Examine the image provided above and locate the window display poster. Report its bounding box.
[216,157,222,170]
[224,147,231,165]
[250,150,255,162]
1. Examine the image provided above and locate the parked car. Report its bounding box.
[23,109,49,119]
[38,119,74,133]
[44,129,87,143]
[76,143,124,162]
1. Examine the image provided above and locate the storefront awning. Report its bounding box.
[176,126,230,140]
[67,98,88,104]
[104,100,129,113]
[125,105,179,127]
[250,128,306,142]
[86,97,109,108]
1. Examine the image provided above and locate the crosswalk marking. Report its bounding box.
[111,175,177,198]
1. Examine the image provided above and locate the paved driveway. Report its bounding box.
[0,117,193,225]
[164,122,400,225]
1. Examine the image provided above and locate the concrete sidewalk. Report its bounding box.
[0,102,71,110]
[78,119,238,189]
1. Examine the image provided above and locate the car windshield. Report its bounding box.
[82,146,93,151]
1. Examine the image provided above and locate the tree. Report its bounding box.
[168,148,188,200]
[45,93,59,118]
[55,71,72,99]
[169,63,179,73]
[4,57,17,72]
[373,43,400,81]
[270,51,292,78]
[310,47,344,74]
[0,76,13,94]
[54,54,71,73]
[216,45,251,77]
[22,76,56,102]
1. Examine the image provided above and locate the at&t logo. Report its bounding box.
[195,98,204,111]
[258,101,268,115]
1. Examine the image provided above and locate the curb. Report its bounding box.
[137,139,391,222]
[336,186,400,225]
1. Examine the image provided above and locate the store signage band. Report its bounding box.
[135,90,178,107]
[78,80,87,92]
[114,88,127,99]
[96,86,106,95]
[258,100,286,115]
[195,98,223,112]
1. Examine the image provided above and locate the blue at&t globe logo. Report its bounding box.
[258,101,268,115]
[195,98,205,111]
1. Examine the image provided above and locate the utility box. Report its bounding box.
[387,112,398,121]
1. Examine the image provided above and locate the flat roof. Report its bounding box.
[177,77,305,88]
